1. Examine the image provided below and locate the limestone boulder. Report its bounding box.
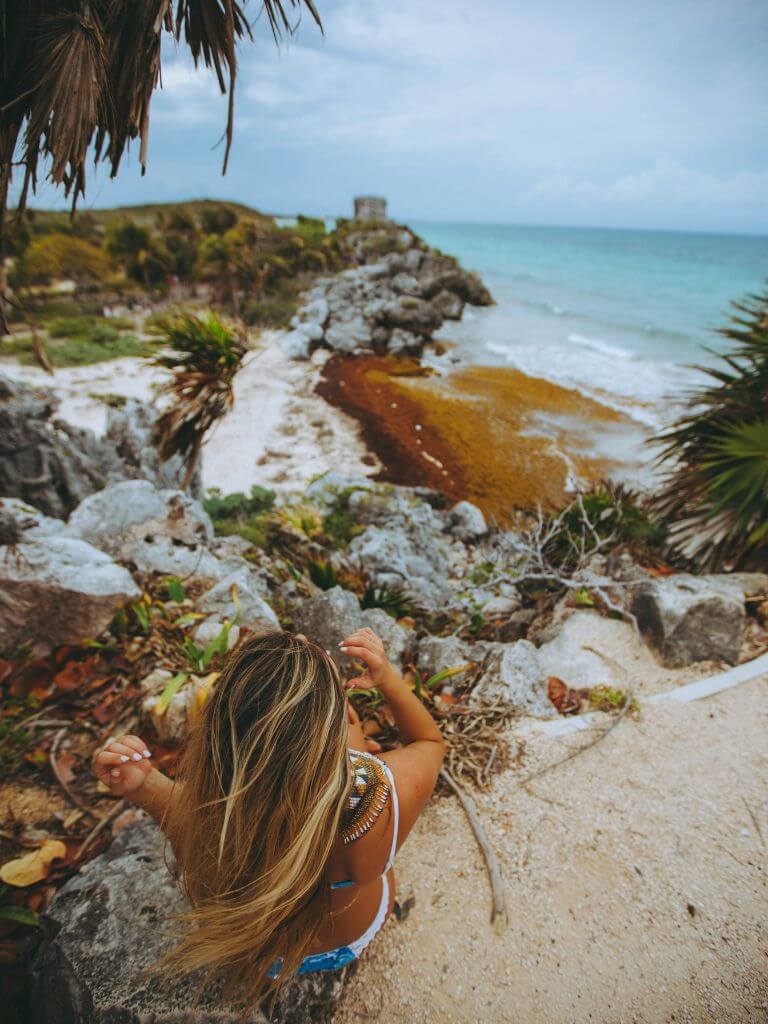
[469,640,556,718]
[29,817,346,1024]
[0,497,68,540]
[196,568,279,633]
[0,536,140,655]
[292,586,411,668]
[447,500,488,542]
[418,634,555,717]
[69,480,222,579]
[631,574,746,666]
[378,296,442,335]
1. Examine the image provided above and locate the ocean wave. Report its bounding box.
[566,332,636,360]
[481,338,696,428]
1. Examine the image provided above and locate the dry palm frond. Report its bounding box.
[151,310,247,479]
[0,0,322,267]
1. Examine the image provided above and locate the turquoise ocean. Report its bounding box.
[411,222,768,427]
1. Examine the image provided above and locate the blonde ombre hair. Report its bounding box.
[160,631,351,1008]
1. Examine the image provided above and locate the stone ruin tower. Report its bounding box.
[353,195,387,221]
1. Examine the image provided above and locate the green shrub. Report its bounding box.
[203,486,277,551]
[542,483,666,570]
[242,289,299,329]
[204,486,276,522]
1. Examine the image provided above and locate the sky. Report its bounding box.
[17,0,768,234]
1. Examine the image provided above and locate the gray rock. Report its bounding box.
[469,640,556,718]
[193,619,241,650]
[709,572,768,599]
[29,818,346,1024]
[69,480,221,579]
[0,374,124,519]
[631,574,746,666]
[387,328,422,355]
[105,399,203,500]
[298,295,329,326]
[417,635,477,676]
[0,536,140,654]
[431,289,464,320]
[347,487,455,609]
[292,586,411,668]
[196,568,279,632]
[0,497,68,539]
[379,296,442,335]
[537,611,623,688]
[324,316,373,353]
[448,500,487,541]
[304,471,374,507]
[279,329,312,360]
[401,248,424,273]
[418,634,555,717]
[390,272,422,296]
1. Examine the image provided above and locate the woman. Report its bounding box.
[91,627,445,1010]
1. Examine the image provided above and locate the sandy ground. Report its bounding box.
[1,333,378,497]
[333,671,768,1024]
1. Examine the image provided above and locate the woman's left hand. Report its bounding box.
[92,734,153,796]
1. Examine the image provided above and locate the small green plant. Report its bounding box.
[322,488,363,549]
[306,558,340,591]
[179,622,231,673]
[542,482,666,570]
[165,575,186,603]
[361,584,419,620]
[587,685,636,712]
[409,664,473,699]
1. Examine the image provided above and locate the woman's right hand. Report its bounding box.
[91,734,153,797]
[339,628,400,692]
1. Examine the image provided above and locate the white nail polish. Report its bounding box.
[132,753,142,762]
[111,770,120,777]
[142,750,151,758]
[120,755,130,763]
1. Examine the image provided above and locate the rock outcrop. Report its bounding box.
[289,224,493,358]
[631,574,746,666]
[417,634,556,718]
[0,533,140,655]
[292,586,412,668]
[0,376,200,520]
[69,480,222,579]
[29,817,346,1024]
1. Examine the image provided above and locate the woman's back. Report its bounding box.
[91,627,445,1008]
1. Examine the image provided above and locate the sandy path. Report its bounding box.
[333,673,768,1024]
[1,333,378,498]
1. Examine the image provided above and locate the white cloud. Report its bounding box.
[528,160,768,211]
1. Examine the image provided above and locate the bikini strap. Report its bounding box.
[378,759,399,873]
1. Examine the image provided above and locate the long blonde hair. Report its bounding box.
[161,631,351,1007]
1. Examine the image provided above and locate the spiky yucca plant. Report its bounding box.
[653,288,768,570]
[152,311,247,483]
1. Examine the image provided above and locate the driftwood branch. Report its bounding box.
[440,768,508,930]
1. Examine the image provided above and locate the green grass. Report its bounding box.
[0,329,151,367]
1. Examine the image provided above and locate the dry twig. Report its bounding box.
[440,768,508,930]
